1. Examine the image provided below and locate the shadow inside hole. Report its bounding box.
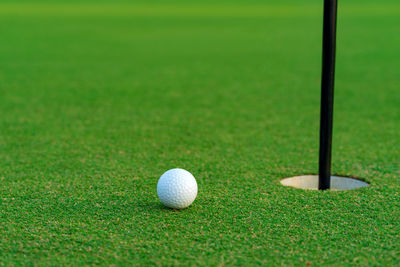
[280,175,369,191]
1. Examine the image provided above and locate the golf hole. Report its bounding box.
[280,175,368,191]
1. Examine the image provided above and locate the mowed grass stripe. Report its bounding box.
[0,4,319,17]
[0,3,400,17]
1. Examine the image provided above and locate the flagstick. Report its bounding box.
[319,0,338,190]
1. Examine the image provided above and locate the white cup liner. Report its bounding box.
[280,175,368,190]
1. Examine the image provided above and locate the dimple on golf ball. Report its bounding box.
[157,168,198,209]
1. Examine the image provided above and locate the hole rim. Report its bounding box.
[280,174,369,191]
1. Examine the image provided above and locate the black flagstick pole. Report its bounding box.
[319,0,338,190]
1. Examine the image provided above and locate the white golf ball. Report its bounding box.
[157,168,198,209]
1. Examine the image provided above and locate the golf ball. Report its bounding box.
[157,168,198,209]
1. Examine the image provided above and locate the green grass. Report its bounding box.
[0,0,399,265]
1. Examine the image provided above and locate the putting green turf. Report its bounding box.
[0,0,399,265]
